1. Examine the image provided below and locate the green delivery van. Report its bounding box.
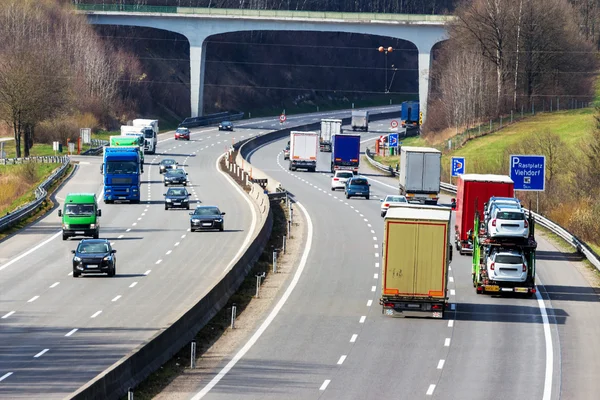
[58,193,101,241]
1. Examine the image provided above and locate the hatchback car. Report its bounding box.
[487,208,529,238]
[190,206,226,231]
[72,239,117,277]
[345,176,370,199]
[486,249,528,283]
[175,127,190,140]
[331,170,354,191]
[380,195,408,217]
[159,158,178,174]
[164,187,191,210]
[218,121,234,131]
[164,169,188,186]
[283,144,290,160]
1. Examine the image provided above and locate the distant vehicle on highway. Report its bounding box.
[380,194,408,217]
[159,158,178,174]
[331,170,353,191]
[175,127,190,140]
[283,142,290,160]
[190,206,226,232]
[218,121,234,131]
[72,239,117,277]
[164,187,191,210]
[58,193,101,240]
[163,168,188,186]
[345,176,371,200]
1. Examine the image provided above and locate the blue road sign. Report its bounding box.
[451,157,465,177]
[388,133,399,147]
[510,155,545,191]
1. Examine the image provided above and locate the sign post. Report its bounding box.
[509,155,546,213]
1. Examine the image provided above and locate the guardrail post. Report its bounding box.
[273,248,278,273]
[231,304,237,329]
[282,234,286,254]
[128,388,134,400]
[287,220,291,238]
[255,273,265,298]
[190,341,197,369]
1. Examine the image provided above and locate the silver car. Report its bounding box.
[487,208,529,238]
[380,195,408,217]
[486,250,528,282]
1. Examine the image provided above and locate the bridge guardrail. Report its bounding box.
[439,182,600,272]
[0,156,70,232]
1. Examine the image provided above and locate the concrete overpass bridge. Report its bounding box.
[77,5,452,120]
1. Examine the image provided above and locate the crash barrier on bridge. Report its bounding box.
[178,111,244,129]
[439,182,600,272]
[70,146,272,400]
[0,157,70,232]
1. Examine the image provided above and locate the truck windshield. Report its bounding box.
[106,161,138,174]
[65,204,94,216]
[144,132,154,138]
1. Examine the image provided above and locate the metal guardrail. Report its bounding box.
[439,182,600,272]
[82,139,109,155]
[75,4,454,23]
[0,157,70,232]
[0,155,69,165]
[179,111,244,129]
[364,148,396,176]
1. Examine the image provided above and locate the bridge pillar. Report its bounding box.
[417,44,433,123]
[189,38,208,117]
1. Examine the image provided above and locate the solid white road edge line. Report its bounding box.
[536,277,554,400]
[216,153,258,274]
[190,201,313,400]
[0,231,61,271]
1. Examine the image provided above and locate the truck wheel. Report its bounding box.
[93,231,99,239]
[62,234,68,241]
[366,195,370,200]
[381,211,385,217]
[346,194,350,199]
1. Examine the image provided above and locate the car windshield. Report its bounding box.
[167,188,187,196]
[65,204,94,216]
[495,254,522,264]
[106,161,138,174]
[161,159,175,165]
[222,121,231,126]
[169,169,185,176]
[337,172,353,179]
[385,196,407,203]
[496,211,524,220]
[176,128,188,134]
[350,178,368,186]
[194,207,220,216]
[77,242,110,254]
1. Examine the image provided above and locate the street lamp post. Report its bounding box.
[378,46,393,93]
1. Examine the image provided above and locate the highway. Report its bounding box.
[0,107,397,398]
[189,117,600,400]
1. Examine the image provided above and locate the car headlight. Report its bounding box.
[73,256,81,262]
[62,224,69,229]
[103,256,112,261]
[192,218,199,222]
[182,199,188,202]
[215,218,223,222]
[166,199,172,202]
[90,224,96,229]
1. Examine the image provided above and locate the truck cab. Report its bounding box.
[101,147,141,203]
[58,193,101,241]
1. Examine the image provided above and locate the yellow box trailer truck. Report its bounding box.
[380,205,452,318]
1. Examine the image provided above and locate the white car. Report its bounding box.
[331,170,354,191]
[380,195,408,217]
[484,197,522,221]
[486,250,528,282]
[487,208,529,239]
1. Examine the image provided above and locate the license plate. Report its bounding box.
[85,265,98,269]
[514,287,529,293]
[173,203,180,205]
[501,287,513,292]
[407,304,421,309]
[119,196,126,199]
[202,223,212,226]
[485,285,500,292]
[74,231,84,234]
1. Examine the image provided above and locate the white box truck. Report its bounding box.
[351,110,369,131]
[319,119,341,152]
[289,131,318,172]
[398,146,441,205]
[132,119,158,154]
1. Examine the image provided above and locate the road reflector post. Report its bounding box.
[287,220,291,238]
[231,304,237,329]
[273,249,278,273]
[190,341,197,369]
[255,273,265,298]
[128,388,134,400]
[283,234,286,254]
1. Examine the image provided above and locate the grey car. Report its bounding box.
[190,206,226,232]
[164,169,188,186]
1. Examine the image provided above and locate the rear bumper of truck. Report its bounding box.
[477,281,536,295]
[400,189,440,205]
[333,164,359,173]
[290,160,316,168]
[380,298,447,319]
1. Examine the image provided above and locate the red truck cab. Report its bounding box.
[455,174,514,255]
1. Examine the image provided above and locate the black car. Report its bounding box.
[164,187,191,210]
[218,121,234,131]
[159,158,178,174]
[71,239,117,277]
[190,206,226,232]
[164,169,188,186]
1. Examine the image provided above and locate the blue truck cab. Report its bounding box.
[101,146,141,204]
[401,101,420,127]
[331,133,361,174]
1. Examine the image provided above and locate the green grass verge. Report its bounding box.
[0,163,61,215]
[0,163,73,241]
[370,135,427,168]
[1,140,58,158]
